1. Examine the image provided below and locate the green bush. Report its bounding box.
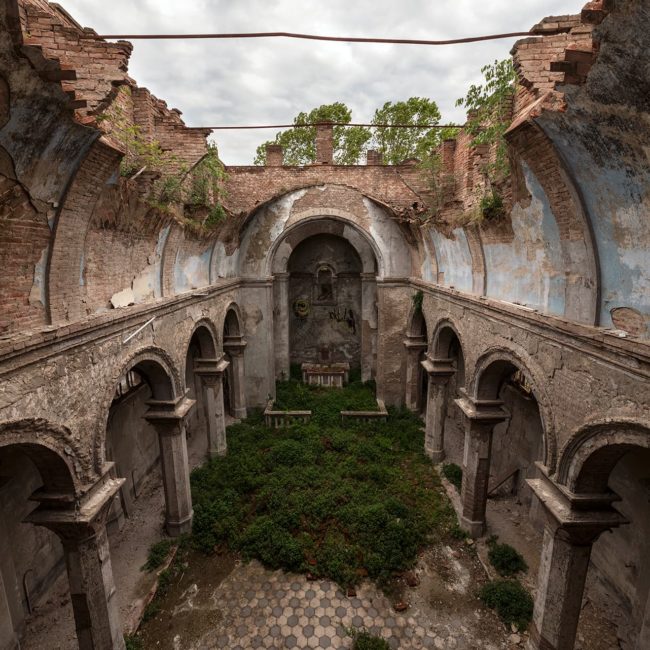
[487,536,528,577]
[479,579,533,630]
[352,631,391,650]
[190,380,456,591]
[442,463,463,491]
[124,634,144,650]
[142,539,173,572]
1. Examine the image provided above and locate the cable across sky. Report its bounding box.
[84,30,532,46]
[191,123,464,131]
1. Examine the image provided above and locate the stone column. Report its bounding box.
[273,272,291,380]
[224,336,248,419]
[456,394,508,537]
[403,336,427,412]
[0,478,21,650]
[194,357,230,457]
[27,476,126,650]
[361,273,378,383]
[146,396,195,536]
[526,474,626,650]
[422,357,456,462]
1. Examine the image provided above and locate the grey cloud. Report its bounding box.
[63,0,580,164]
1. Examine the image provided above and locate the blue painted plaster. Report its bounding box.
[483,163,566,315]
[430,228,473,292]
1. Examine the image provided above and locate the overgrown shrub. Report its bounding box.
[190,382,457,591]
[487,536,528,577]
[124,634,144,650]
[351,630,391,650]
[442,463,463,491]
[479,579,533,630]
[142,539,173,572]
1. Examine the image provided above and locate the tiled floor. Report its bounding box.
[167,557,508,649]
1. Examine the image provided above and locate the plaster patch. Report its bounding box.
[28,246,49,306]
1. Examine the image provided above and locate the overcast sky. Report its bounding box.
[62,0,580,165]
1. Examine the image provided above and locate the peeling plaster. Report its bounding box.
[484,164,565,314]
[28,246,49,307]
[430,228,473,293]
[174,246,212,293]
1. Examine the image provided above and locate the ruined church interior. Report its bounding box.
[0,0,649,649]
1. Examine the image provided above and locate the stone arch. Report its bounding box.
[406,301,428,338]
[0,419,79,495]
[222,302,244,339]
[557,419,650,494]
[430,318,467,385]
[186,319,219,359]
[470,346,557,472]
[94,346,182,473]
[267,213,382,277]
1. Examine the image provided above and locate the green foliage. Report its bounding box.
[142,539,173,572]
[349,629,391,650]
[487,537,528,577]
[480,189,505,220]
[479,579,533,630]
[253,98,450,166]
[186,144,228,208]
[273,379,378,425]
[456,59,516,181]
[190,382,457,590]
[124,634,144,650]
[412,290,423,313]
[254,103,371,165]
[442,463,463,491]
[370,97,442,165]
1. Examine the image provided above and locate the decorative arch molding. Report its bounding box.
[93,345,182,473]
[222,301,244,338]
[430,318,466,359]
[47,136,122,325]
[557,419,650,494]
[187,318,219,357]
[469,345,557,472]
[405,301,428,339]
[266,213,383,278]
[236,182,405,235]
[0,418,82,494]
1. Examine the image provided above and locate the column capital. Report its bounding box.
[527,472,627,544]
[223,336,247,356]
[273,272,290,280]
[26,474,124,542]
[455,393,508,426]
[421,356,456,381]
[403,335,427,352]
[194,356,230,377]
[145,395,196,426]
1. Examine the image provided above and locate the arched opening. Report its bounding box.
[404,307,428,414]
[433,325,465,464]
[105,358,176,535]
[0,439,82,650]
[586,446,650,648]
[475,359,545,523]
[287,233,363,372]
[184,324,218,465]
[223,306,247,420]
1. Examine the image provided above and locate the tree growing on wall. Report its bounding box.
[253,98,448,166]
[253,103,372,166]
[455,58,516,182]
[369,97,443,165]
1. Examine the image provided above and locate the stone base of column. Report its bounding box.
[232,407,247,419]
[460,515,485,538]
[166,512,193,537]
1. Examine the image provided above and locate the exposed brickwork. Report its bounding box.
[0,175,51,334]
